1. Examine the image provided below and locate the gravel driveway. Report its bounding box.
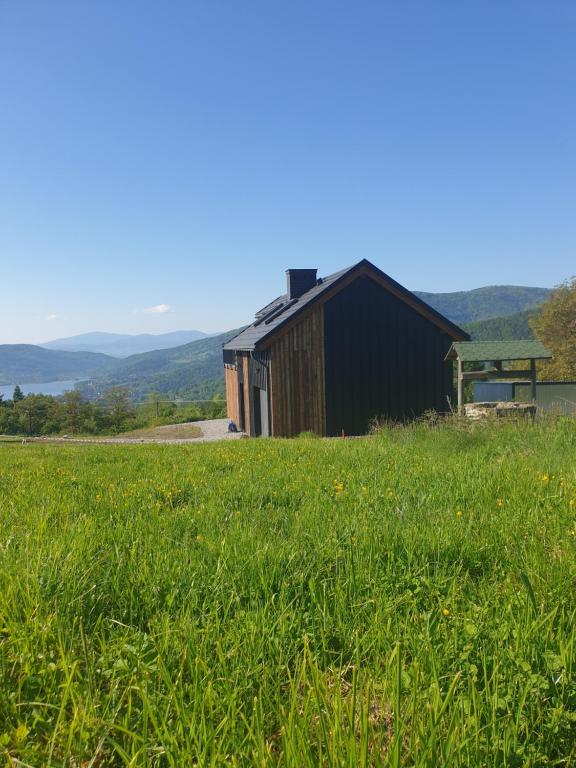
[24,419,245,445]
[193,418,245,443]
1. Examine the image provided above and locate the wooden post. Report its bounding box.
[530,358,537,403]
[457,358,464,415]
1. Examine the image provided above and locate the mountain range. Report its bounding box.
[41,330,209,357]
[0,284,551,397]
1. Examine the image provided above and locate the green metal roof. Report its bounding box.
[445,340,552,363]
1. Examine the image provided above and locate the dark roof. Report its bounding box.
[224,259,469,351]
[445,340,552,363]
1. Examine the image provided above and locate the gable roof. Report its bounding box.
[445,340,552,363]
[224,259,469,351]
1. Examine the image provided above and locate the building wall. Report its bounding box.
[324,275,454,435]
[240,353,251,435]
[268,304,326,437]
[224,364,240,423]
[224,354,253,434]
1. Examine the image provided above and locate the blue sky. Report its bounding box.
[1,1,575,343]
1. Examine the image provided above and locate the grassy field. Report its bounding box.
[1,419,575,766]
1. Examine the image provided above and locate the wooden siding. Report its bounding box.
[224,364,239,424]
[224,355,253,434]
[324,275,454,435]
[240,353,252,435]
[269,305,326,437]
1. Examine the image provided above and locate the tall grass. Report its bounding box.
[1,419,575,766]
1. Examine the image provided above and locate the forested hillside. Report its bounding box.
[0,345,116,385]
[462,308,536,341]
[415,285,549,324]
[78,328,244,401]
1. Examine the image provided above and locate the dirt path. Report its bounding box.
[22,419,245,445]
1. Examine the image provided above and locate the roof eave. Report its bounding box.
[445,341,553,363]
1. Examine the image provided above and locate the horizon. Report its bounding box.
[1,279,555,347]
[2,1,574,344]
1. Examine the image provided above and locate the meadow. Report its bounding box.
[0,419,575,766]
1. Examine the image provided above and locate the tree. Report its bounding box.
[0,405,18,434]
[105,387,135,432]
[14,394,55,435]
[13,385,24,402]
[530,277,576,380]
[147,391,160,422]
[60,390,84,434]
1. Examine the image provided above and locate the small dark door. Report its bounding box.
[238,382,246,431]
[252,386,270,437]
[253,386,261,436]
[259,387,270,437]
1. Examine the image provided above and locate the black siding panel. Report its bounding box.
[324,275,454,435]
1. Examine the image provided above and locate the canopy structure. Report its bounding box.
[445,340,552,413]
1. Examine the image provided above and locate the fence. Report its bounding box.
[473,381,576,416]
[132,398,227,422]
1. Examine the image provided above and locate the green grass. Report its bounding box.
[1,419,575,766]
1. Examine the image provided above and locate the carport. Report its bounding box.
[445,340,552,414]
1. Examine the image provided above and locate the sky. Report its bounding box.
[1,1,575,344]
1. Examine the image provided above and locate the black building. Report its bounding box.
[224,259,469,436]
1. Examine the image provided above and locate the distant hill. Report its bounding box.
[41,330,211,357]
[414,286,550,324]
[79,285,550,401]
[77,329,245,401]
[1,284,551,397]
[463,309,537,341]
[0,345,117,386]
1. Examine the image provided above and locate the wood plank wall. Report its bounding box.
[224,364,239,424]
[224,355,253,434]
[268,304,326,436]
[323,275,454,435]
[241,354,252,435]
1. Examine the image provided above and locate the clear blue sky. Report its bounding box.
[1,1,575,343]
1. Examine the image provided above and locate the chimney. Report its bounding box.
[286,269,318,300]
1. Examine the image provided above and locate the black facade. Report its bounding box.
[324,275,454,435]
[224,260,468,437]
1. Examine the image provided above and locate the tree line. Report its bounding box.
[0,387,226,436]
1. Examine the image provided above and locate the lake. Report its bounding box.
[0,379,87,400]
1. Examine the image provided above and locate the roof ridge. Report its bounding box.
[224,259,469,352]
